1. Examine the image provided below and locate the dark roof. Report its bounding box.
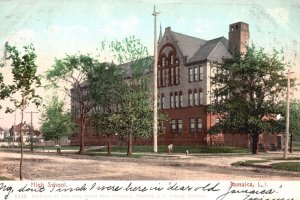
[189,37,229,62]
[170,31,207,60]
[11,122,32,132]
[119,57,153,79]
[164,27,232,63]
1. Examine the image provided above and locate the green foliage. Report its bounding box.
[272,162,300,172]
[40,95,75,141]
[209,45,290,154]
[278,99,300,142]
[46,54,97,153]
[209,45,289,134]
[102,35,152,78]
[4,44,42,112]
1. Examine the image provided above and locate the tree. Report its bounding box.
[209,45,290,154]
[278,99,300,152]
[101,36,154,155]
[46,54,96,154]
[0,42,13,108]
[87,62,126,156]
[4,44,42,180]
[40,95,75,153]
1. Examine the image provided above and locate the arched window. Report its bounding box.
[199,88,203,105]
[175,92,179,108]
[188,90,193,107]
[179,91,183,107]
[161,94,165,109]
[170,54,174,65]
[170,93,174,108]
[193,89,198,106]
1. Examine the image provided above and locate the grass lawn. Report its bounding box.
[272,162,300,172]
[33,146,79,151]
[86,145,250,155]
[232,160,270,167]
[0,176,13,180]
[293,141,300,151]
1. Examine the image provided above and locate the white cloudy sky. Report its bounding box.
[0,0,300,129]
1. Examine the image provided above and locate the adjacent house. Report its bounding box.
[9,121,35,142]
[0,127,6,141]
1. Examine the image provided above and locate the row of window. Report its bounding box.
[189,89,204,106]
[189,66,204,82]
[158,89,204,109]
[160,55,177,67]
[170,118,203,134]
[158,66,180,87]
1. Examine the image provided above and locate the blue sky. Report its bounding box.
[0,0,300,129]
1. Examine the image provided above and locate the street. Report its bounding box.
[1,150,300,180]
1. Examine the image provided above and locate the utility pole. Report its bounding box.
[152,6,160,153]
[25,111,38,152]
[284,69,294,159]
[13,112,16,148]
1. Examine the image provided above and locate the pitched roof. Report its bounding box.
[170,31,206,60]
[11,122,32,132]
[189,37,229,62]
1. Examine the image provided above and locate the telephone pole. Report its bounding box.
[25,111,38,152]
[284,70,294,159]
[152,6,160,153]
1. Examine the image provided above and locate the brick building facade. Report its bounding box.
[70,22,282,150]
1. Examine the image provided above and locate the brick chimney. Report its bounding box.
[228,22,249,55]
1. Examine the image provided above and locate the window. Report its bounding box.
[175,93,179,108]
[158,69,161,88]
[170,67,174,85]
[178,119,183,133]
[175,66,179,84]
[194,67,198,81]
[171,119,182,134]
[199,90,203,105]
[199,66,204,80]
[194,90,199,106]
[189,91,193,107]
[179,92,183,107]
[215,118,220,124]
[170,55,174,65]
[171,119,176,133]
[189,68,193,82]
[161,94,165,109]
[166,68,169,86]
[170,93,174,108]
[197,118,203,132]
[190,118,196,133]
[162,68,166,87]
[162,57,166,67]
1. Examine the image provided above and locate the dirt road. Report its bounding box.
[1,150,300,180]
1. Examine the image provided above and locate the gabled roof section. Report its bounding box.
[170,31,206,60]
[189,36,230,62]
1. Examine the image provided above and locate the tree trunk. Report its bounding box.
[252,133,259,154]
[127,133,132,156]
[79,116,85,154]
[19,109,24,181]
[107,135,111,156]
